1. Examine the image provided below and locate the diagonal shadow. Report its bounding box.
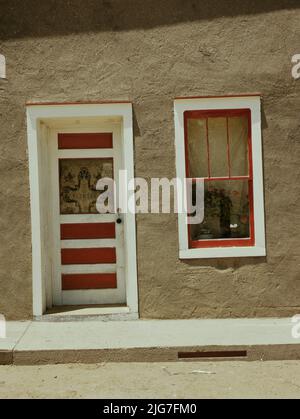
[0,0,299,40]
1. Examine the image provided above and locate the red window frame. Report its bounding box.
[184,108,255,249]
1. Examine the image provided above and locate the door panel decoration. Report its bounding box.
[61,248,117,265]
[62,273,117,290]
[58,133,113,149]
[60,222,116,240]
[59,158,113,214]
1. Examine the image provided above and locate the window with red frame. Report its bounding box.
[185,109,254,248]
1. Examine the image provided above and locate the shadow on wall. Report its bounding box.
[0,0,299,40]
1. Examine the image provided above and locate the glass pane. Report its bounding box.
[59,158,114,214]
[208,117,229,178]
[187,118,209,178]
[229,115,249,176]
[190,180,250,241]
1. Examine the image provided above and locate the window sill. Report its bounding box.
[179,246,266,259]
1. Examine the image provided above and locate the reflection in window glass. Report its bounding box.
[190,180,250,241]
[187,118,208,178]
[186,114,249,179]
[229,115,249,176]
[208,117,228,178]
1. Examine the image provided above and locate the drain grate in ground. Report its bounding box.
[178,350,248,360]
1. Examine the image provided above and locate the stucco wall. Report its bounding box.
[0,0,299,319]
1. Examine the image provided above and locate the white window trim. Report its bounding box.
[26,102,139,316]
[174,95,266,259]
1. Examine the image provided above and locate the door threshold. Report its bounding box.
[35,305,138,322]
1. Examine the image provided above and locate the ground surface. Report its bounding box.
[0,361,300,399]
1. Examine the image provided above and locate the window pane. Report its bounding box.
[59,158,114,214]
[187,118,209,178]
[229,115,249,176]
[208,117,229,178]
[190,180,250,241]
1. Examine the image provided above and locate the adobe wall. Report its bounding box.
[0,0,299,319]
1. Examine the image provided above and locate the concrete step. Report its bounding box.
[1,318,300,365]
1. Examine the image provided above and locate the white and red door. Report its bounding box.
[50,128,125,306]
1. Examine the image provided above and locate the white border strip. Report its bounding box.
[60,214,116,223]
[61,239,116,249]
[58,149,114,159]
[61,264,116,274]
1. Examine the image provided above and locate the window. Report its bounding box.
[174,96,266,259]
[186,109,254,248]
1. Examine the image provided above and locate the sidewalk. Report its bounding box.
[1,318,300,365]
[2,361,300,398]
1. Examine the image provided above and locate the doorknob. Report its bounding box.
[116,208,122,224]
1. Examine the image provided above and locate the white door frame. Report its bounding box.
[26,102,139,317]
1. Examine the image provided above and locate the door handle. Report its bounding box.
[116,208,122,224]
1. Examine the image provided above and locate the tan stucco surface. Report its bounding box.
[0,1,299,319]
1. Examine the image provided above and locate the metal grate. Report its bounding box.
[178,350,248,360]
